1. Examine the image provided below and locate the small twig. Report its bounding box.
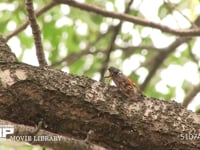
[99,23,122,81]
[31,121,43,136]
[188,43,200,72]
[141,16,200,91]
[183,85,200,107]
[84,130,95,143]
[165,0,197,28]
[24,121,44,144]
[5,1,57,41]
[182,43,200,107]
[115,45,161,53]
[141,36,192,91]
[99,0,134,81]
[25,0,48,66]
[51,49,100,67]
[51,26,115,67]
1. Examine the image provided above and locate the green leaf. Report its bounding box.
[158,4,170,19]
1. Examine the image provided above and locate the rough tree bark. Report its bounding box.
[0,36,200,150]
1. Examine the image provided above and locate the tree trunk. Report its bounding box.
[0,36,200,150]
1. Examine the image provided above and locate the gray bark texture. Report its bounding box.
[0,36,200,150]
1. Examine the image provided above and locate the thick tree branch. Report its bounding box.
[0,37,200,150]
[0,120,104,150]
[1,62,200,150]
[0,35,18,62]
[55,0,200,36]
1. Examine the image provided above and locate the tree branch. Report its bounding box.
[0,119,104,150]
[0,35,18,62]
[0,37,200,149]
[182,45,200,107]
[55,0,200,36]
[5,1,57,41]
[183,85,200,108]
[141,36,192,91]
[25,0,47,66]
[50,27,115,67]
[141,16,200,91]
[99,0,134,81]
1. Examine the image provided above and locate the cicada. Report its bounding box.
[105,66,142,99]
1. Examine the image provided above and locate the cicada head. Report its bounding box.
[107,66,125,88]
[108,66,121,77]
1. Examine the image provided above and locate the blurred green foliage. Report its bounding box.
[0,140,50,150]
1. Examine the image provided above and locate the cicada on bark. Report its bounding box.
[105,66,143,99]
